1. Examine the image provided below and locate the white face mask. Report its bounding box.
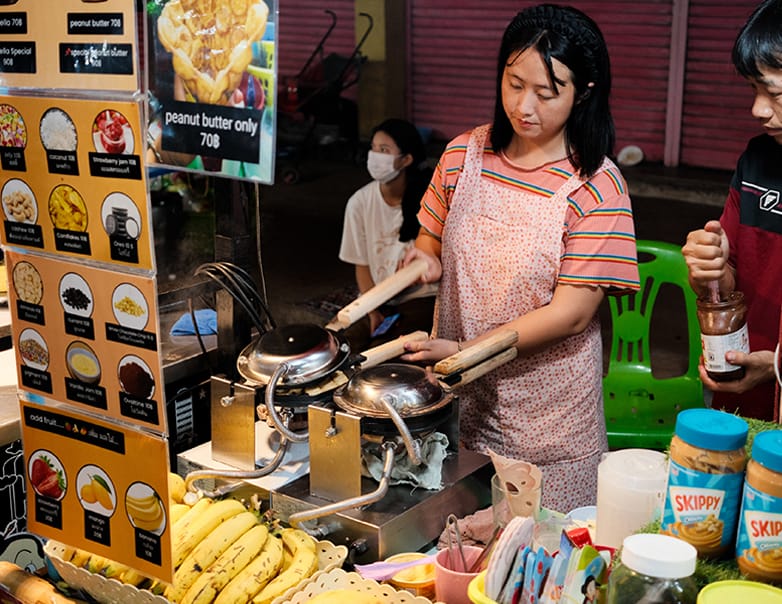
[367,150,401,183]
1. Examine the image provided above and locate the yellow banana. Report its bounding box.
[169,472,186,504]
[120,567,149,587]
[127,493,158,507]
[280,539,293,572]
[165,511,259,603]
[173,498,247,568]
[213,532,283,604]
[281,527,317,553]
[180,523,270,604]
[127,498,164,524]
[170,496,213,554]
[86,554,110,575]
[69,548,92,568]
[170,503,191,525]
[102,559,130,579]
[252,529,319,604]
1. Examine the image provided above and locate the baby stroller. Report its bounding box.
[277,9,374,184]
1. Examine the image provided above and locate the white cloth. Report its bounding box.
[361,432,449,490]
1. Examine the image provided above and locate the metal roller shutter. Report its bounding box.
[277,2,357,86]
[679,1,763,170]
[409,0,673,164]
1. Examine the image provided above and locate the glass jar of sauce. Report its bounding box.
[606,533,698,604]
[696,291,750,381]
[661,408,748,559]
[736,430,782,583]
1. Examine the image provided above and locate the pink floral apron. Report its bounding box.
[435,125,607,512]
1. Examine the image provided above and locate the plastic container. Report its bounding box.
[735,430,782,582]
[468,571,497,604]
[697,580,782,603]
[384,552,435,599]
[434,545,482,604]
[696,291,749,381]
[605,533,698,604]
[596,449,668,548]
[661,408,748,558]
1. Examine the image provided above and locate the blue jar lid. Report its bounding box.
[751,430,782,474]
[675,408,748,451]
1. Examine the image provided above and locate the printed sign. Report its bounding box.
[146,0,277,184]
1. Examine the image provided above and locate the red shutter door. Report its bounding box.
[679,1,762,170]
[277,2,357,91]
[410,0,671,164]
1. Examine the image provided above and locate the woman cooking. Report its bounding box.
[402,4,640,512]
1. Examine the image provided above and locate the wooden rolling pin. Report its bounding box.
[325,258,429,331]
[433,329,519,376]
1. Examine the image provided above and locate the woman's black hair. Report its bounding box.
[732,0,782,79]
[372,118,433,242]
[490,4,615,178]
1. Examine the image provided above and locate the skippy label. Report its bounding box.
[736,483,782,572]
[661,458,744,553]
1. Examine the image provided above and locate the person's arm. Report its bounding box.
[682,219,736,299]
[402,229,443,283]
[402,283,605,361]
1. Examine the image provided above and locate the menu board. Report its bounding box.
[6,250,165,432]
[0,0,140,93]
[146,0,278,184]
[23,403,174,580]
[0,94,154,271]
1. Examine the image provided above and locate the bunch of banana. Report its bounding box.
[171,497,247,567]
[126,491,165,533]
[164,499,319,604]
[251,528,319,604]
[62,547,155,589]
[165,510,260,602]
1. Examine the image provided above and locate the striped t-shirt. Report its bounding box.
[418,131,640,292]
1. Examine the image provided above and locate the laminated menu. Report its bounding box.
[0,0,140,93]
[0,94,153,270]
[5,250,165,433]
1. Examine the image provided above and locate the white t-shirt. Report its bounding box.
[340,180,438,304]
[339,180,411,284]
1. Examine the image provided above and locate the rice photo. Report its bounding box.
[39,108,78,151]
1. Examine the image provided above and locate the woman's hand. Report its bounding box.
[400,337,460,363]
[682,220,732,296]
[402,246,442,284]
[698,349,775,394]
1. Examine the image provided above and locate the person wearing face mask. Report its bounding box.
[338,118,436,352]
[682,0,782,423]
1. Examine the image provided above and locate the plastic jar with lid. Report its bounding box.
[735,430,782,583]
[696,291,750,381]
[606,533,698,604]
[660,408,748,559]
[384,552,435,599]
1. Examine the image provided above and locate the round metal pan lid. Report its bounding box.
[237,323,350,386]
[333,362,452,418]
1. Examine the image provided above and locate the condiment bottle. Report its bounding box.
[605,533,698,604]
[735,430,782,583]
[661,408,748,559]
[696,290,749,381]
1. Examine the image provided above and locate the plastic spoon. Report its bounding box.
[353,554,437,582]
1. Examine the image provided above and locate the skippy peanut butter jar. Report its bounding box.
[736,430,782,583]
[661,408,748,559]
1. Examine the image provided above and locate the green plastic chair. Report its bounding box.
[602,239,705,450]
